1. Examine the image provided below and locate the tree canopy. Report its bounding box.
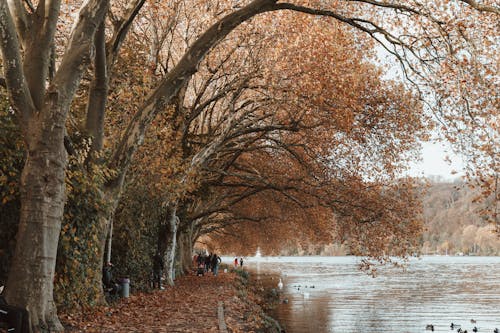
[0,0,498,331]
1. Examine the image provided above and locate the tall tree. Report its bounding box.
[0,1,109,330]
[178,14,426,261]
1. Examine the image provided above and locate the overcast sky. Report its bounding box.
[375,47,466,181]
[407,141,464,179]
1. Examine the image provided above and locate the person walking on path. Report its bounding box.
[234,257,238,268]
[239,257,244,268]
[205,253,212,272]
[153,252,165,290]
[211,254,222,276]
[197,253,204,267]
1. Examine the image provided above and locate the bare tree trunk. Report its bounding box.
[158,204,179,286]
[5,102,67,332]
[99,188,121,274]
[86,212,109,307]
[177,227,195,274]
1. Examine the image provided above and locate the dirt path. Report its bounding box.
[61,271,276,333]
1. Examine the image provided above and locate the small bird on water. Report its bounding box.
[426,324,434,331]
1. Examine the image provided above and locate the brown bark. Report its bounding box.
[6,0,30,48]
[21,0,60,110]
[0,1,35,126]
[85,22,108,152]
[5,97,67,332]
[177,228,195,274]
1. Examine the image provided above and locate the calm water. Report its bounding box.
[244,256,500,333]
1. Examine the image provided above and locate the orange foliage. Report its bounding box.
[184,15,426,258]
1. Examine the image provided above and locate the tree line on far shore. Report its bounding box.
[421,179,499,256]
[249,179,499,257]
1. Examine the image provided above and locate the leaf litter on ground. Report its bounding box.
[60,271,274,333]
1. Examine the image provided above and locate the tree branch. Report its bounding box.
[107,0,146,69]
[51,0,109,101]
[109,0,278,180]
[0,1,34,123]
[85,22,108,153]
[23,0,35,13]
[38,0,60,47]
[459,0,500,15]
[6,0,30,46]
[345,0,425,16]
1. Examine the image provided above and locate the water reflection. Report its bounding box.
[245,256,500,333]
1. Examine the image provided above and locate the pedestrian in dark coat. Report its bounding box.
[211,254,222,276]
[205,253,212,272]
[153,252,164,289]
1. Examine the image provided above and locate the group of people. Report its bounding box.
[194,252,222,276]
[234,257,244,268]
[102,252,247,294]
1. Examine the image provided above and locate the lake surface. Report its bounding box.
[243,256,500,333]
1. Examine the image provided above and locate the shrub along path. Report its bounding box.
[60,271,276,333]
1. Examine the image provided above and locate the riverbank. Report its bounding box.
[239,256,500,333]
[60,269,282,332]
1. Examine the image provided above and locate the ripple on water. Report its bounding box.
[249,256,500,333]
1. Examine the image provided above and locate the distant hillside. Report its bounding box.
[282,178,499,257]
[421,179,499,255]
